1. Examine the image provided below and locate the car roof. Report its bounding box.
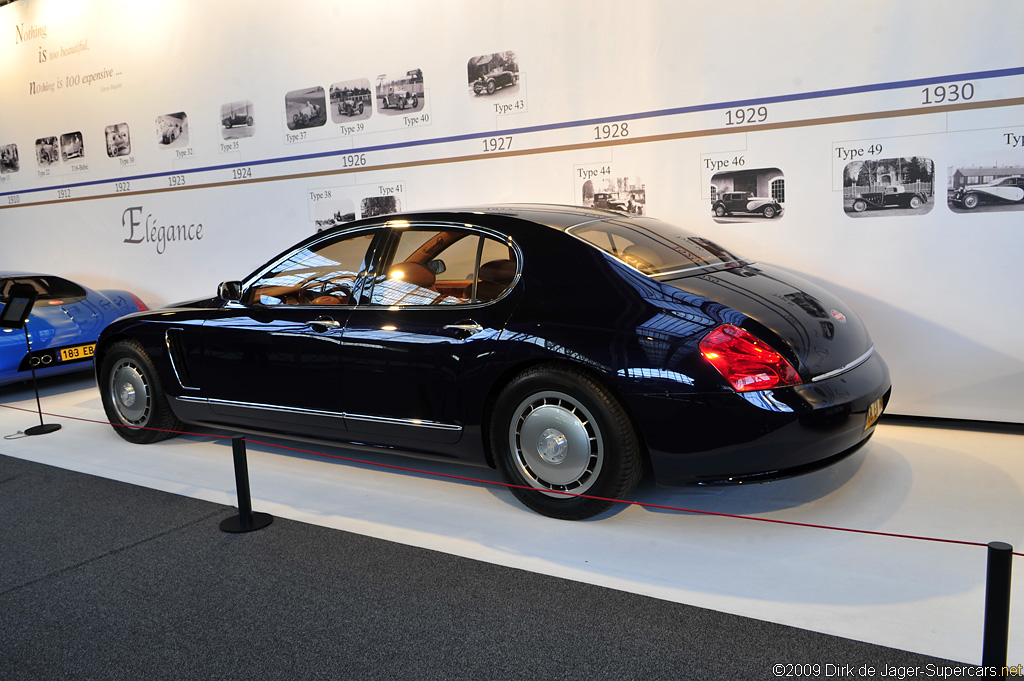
[381,203,633,232]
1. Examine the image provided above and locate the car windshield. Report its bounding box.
[568,217,745,276]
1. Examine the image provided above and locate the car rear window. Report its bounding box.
[567,217,745,276]
[0,276,88,304]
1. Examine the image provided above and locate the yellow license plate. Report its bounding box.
[865,396,884,430]
[59,343,96,362]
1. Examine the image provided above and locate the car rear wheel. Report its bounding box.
[100,340,182,444]
[491,365,643,520]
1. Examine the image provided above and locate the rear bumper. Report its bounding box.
[632,352,891,486]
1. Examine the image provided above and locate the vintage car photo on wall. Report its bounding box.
[843,157,934,217]
[155,112,189,148]
[60,132,85,162]
[711,168,784,221]
[221,101,255,140]
[467,51,520,97]
[581,178,646,215]
[330,78,373,124]
[1,143,20,173]
[948,163,1024,213]
[376,69,424,114]
[94,205,890,521]
[35,137,59,167]
[285,87,327,131]
[104,123,131,158]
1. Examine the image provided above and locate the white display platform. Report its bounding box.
[2,375,1021,665]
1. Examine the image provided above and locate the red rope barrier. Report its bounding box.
[2,401,1022,556]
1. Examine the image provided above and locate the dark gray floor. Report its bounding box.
[0,454,967,680]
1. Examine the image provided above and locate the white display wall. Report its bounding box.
[1,0,1022,423]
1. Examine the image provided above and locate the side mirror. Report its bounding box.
[218,281,242,302]
[427,259,446,276]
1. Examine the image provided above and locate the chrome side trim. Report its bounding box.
[200,398,348,421]
[174,396,462,432]
[811,345,874,383]
[343,412,463,432]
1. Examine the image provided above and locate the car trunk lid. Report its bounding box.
[660,263,874,379]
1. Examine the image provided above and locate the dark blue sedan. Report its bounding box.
[1,273,147,387]
[95,205,890,519]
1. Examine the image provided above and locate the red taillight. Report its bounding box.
[129,293,149,312]
[699,324,801,392]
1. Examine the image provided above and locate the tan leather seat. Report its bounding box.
[474,259,515,302]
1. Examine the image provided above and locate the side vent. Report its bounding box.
[165,328,198,389]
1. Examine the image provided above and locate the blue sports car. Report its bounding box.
[1,273,147,387]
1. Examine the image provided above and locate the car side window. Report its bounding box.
[244,231,375,306]
[369,226,517,307]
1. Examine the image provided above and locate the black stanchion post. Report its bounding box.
[220,435,273,533]
[982,541,1013,668]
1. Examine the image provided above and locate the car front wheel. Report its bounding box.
[908,195,923,209]
[491,365,644,520]
[100,340,182,444]
[763,206,777,218]
[962,193,979,209]
[714,205,726,217]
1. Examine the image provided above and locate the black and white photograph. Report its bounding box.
[947,162,1024,213]
[104,123,131,158]
[155,112,189,148]
[60,132,85,162]
[581,176,646,214]
[329,79,372,124]
[220,101,255,140]
[34,136,59,166]
[711,167,785,221]
[361,194,400,217]
[843,157,934,217]
[0,143,18,174]
[467,51,520,97]
[313,197,356,232]
[375,69,424,114]
[285,86,327,131]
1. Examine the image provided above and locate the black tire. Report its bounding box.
[714,204,726,217]
[908,195,922,209]
[486,80,496,94]
[491,365,643,520]
[962,193,979,209]
[852,199,867,212]
[762,205,777,218]
[100,339,182,444]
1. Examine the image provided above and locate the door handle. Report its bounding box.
[443,321,483,339]
[309,316,341,332]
